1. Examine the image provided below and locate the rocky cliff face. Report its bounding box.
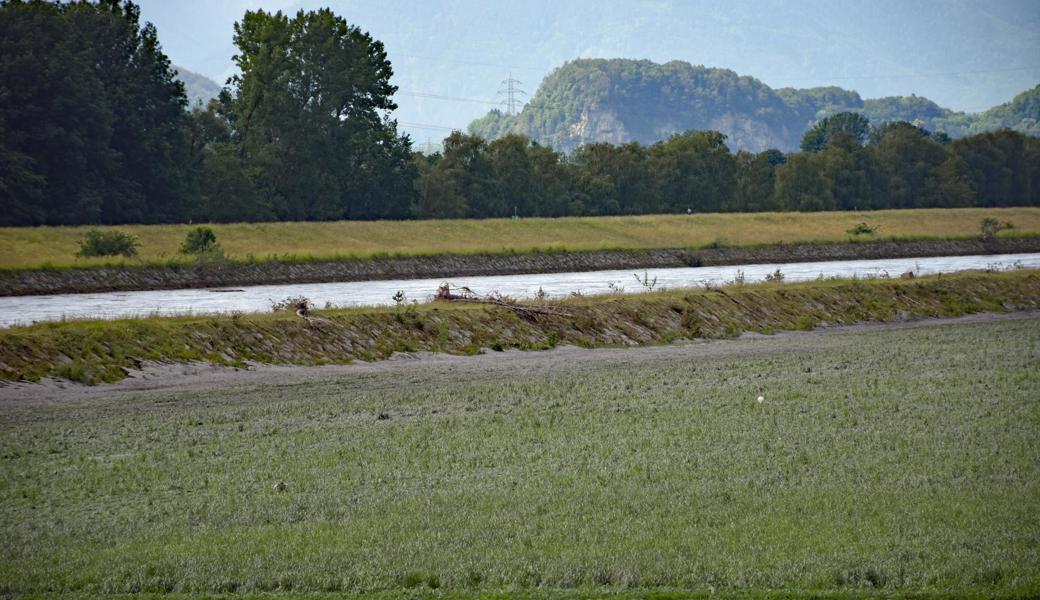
[568,105,629,147]
[705,113,794,154]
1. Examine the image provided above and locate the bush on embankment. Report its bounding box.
[1,270,1037,385]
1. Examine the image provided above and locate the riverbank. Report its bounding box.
[2,269,1036,385]
[3,236,1039,296]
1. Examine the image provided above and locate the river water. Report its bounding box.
[1,252,1036,328]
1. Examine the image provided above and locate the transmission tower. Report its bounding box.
[497,72,527,116]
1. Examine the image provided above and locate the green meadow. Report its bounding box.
[2,316,1038,597]
[2,207,1038,270]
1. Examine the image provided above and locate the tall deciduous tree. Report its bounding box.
[800,112,870,153]
[649,131,736,213]
[223,8,414,221]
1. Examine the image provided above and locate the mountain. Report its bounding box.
[468,59,1040,153]
[970,85,1040,136]
[136,0,1040,145]
[174,65,221,108]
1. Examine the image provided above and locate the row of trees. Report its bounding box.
[1,0,190,225]
[1,1,1038,226]
[415,122,1039,219]
[1,0,414,225]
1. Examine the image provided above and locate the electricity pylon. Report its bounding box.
[497,72,527,116]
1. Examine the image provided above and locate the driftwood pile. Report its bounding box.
[271,296,332,325]
[435,283,571,320]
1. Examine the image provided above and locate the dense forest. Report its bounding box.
[1,1,1038,226]
[469,59,1040,153]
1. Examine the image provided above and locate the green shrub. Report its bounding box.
[77,229,139,257]
[980,218,1013,242]
[180,227,220,255]
[846,222,878,236]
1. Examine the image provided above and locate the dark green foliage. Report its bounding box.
[650,131,737,213]
[1,8,1037,226]
[800,112,871,152]
[180,227,219,255]
[221,8,415,221]
[847,222,878,236]
[952,129,1040,207]
[415,126,1038,218]
[76,229,139,257]
[0,0,191,226]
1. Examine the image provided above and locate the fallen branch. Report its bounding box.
[271,296,332,326]
[435,282,572,319]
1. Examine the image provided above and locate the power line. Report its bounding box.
[393,53,549,73]
[396,90,500,105]
[397,121,458,132]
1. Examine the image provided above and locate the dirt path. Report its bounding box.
[1,310,1036,406]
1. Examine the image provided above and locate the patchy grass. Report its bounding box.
[1,317,1038,596]
[0,270,1038,384]
[1,207,1038,270]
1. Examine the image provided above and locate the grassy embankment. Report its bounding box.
[1,269,1037,385]
[2,207,1038,270]
[1,315,1038,597]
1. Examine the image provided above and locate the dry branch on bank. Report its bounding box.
[270,295,332,325]
[434,282,572,319]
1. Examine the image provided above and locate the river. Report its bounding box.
[1,252,1036,328]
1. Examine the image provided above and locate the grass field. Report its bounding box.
[1,316,1038,597]
[1,207,1038,270]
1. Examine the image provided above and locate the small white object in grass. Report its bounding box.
[757,395,764,403]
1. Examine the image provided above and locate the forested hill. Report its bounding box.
[468,59,1040,153]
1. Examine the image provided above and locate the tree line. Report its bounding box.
[1,1,1038,226]
[415,122,1039,219]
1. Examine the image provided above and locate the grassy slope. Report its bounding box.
[1,317,1037,596]
[1,207,1038,270]
[1,270,1038,385]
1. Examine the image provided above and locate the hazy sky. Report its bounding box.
[135,0,1040,144]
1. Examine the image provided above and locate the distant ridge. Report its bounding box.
[174,65,221,108]
[468,59,1040,153]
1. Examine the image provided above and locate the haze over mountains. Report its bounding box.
[174,66,221,108]
[143,0,1040,146]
